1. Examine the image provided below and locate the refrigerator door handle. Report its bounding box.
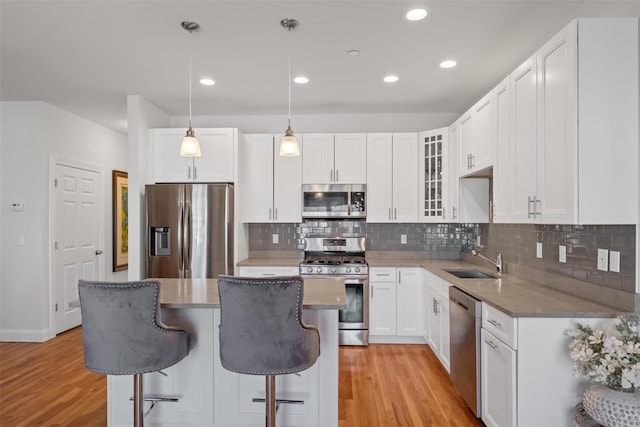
[177,201,184,278]
[224,186,230,275]
[184,200,192,278]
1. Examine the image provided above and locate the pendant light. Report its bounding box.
[279,18,300,157]
[180,21,202,157]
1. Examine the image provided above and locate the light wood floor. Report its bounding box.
[0,328,483,426]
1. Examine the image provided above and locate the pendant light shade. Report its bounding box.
[180,21,202,158]
[280,18,300,157]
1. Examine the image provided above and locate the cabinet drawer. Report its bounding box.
[369,267,396,282]
[482,303,518,349]
[238,266,299,277]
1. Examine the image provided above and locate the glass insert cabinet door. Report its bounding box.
[418,128,449,223]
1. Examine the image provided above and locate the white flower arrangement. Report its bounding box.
[568,313,640,392]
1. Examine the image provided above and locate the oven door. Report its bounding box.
[339,278,369,331]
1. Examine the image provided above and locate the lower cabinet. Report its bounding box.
[369,267,424,343]
[424,271,450,372]
[480,303,608,426]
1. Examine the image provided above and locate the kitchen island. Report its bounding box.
[105,277,345,427]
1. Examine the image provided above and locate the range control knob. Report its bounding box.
[345,267,352,273]
[355,267,361,273]
[330,267,338,274]
[307,267,313,273]
[316,267,322,273]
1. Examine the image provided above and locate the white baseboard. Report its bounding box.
[0,328,54,342]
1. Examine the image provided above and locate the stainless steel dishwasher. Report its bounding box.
[449,286,482,418]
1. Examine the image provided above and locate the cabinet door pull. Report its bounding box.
[398,271,402,283]
[535,198,541,217]
[488,319,503,329]
[443,207,446,220]
[370,284,373,298]
[188,165,192,180]
[194,165,198,180]
[470,154,475,169]
[527,196,534,219]
[452,206,457,220]
[484,339,499,350]
[394,208,397,221]
[336,169,339,182]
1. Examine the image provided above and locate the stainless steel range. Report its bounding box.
[300,237,369,346]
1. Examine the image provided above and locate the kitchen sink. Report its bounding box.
[443,269,496,279]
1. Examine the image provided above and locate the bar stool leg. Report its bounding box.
[134,373,144,427]
[266,374,276,427]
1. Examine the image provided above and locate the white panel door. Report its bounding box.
[366,133,393,222]
[458,111,473,175]
[244,134,274,222]
[392,133,419,223]
[448,123,460,222]
[473,93,494,172]
[369,282,396,336]
[273,135,303,223]
[54,163,102,334]
[493,77,511,223]
[302,133,334,184]
[510,56,538,223]
[334,133,367,184]
[195,128,235,182]
[481,328,516,427]
[396,268,422,336]
[151,128,192,182]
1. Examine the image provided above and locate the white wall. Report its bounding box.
[0,101,127,342]
[171,112,459,134]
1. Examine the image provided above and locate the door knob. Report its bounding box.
[95,250,103,255]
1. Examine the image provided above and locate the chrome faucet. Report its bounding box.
[472,249,503,274]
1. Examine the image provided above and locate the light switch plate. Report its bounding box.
[559,245,567,263]
[400,234,407,244]
[272,234,279,244]
[536,242,543,259]
[597,248,609,271]
[610,251,620,273]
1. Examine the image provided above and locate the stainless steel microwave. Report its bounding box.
[302,184,366,218]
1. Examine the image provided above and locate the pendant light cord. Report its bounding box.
[188,35,193,128]
[287,26,292,128]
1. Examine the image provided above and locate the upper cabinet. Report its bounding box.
[492,76,511,223]
[418,128,449,222]
[459,93,495,177]
[302,133,366,184]
[366,133,418,223]
[506,18,638,224]
[150,128,236,183]
[243,134,302,223]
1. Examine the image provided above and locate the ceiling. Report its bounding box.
[2,1,639,134]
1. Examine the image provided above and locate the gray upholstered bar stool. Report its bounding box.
[217,275,320,427]
[78,279,191,427]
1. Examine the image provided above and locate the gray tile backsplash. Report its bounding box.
[475,223,636,293]
[248,221,636,294]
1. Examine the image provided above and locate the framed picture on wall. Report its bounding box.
[112,170,128,271]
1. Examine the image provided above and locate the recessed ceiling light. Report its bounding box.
[347,49,360,57]
[383,75,399,83]
[294,76,309,84]
[200,78,215,86]
[406,8,428,21]
[440,60,457,69]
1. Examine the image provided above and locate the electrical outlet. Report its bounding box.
[272,234,279,244]
[559,245,566,263]
[400,234,407,244]
[597,248,609,271]
[610,251,620,273]
[536,242,543,259]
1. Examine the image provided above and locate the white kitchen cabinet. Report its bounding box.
[243,134,302,223]
[150,128,235,183]
[396,268,423,336]
[369,267,424,342]
[492,76,511,223]
[481,328,516,427]
[480,303,608,426]
[302,133,366,184]
[508,18,638,224]
[366,133,418,223]
[424,271,450,372]
[459,93,494,177]
[369,268,397,336]
[418,128,449,223]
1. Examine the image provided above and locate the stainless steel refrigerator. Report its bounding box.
[146,183,233,278]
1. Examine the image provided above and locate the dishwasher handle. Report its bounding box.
[449,286,482,317]
[450,296,470,312]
